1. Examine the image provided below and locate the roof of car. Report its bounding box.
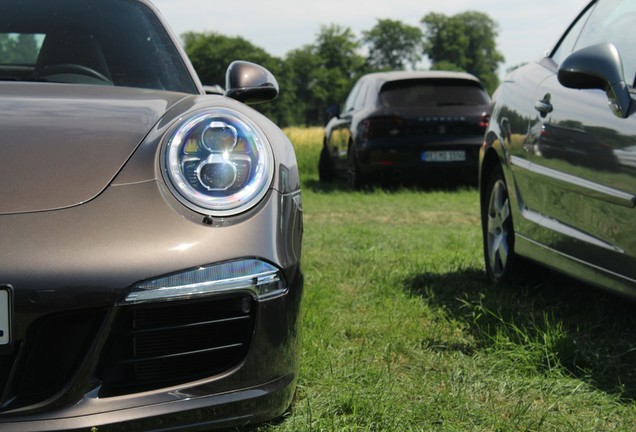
[361,70,482,84]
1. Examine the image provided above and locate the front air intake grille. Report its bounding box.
[99,294,256,396]
[0,309,106,412]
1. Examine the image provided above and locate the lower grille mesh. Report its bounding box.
[100,295,255,396]
[0,309,106,411]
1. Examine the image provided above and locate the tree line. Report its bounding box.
[0,11,503,128]
[184,11,504,127]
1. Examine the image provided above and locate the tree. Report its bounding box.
[362,19,423,71]
[429,60,465,72]
[421,11,504,93]
[182,32,275,87]
[285,45,322,126]
[316,25,367,115]
[286,25,367,126]
[315,24,363,72]
[182,32,297,126]
[0,34,39,64]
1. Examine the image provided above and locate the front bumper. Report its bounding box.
[0,179,303,431]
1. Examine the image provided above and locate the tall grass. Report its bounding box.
[245,127,636,431]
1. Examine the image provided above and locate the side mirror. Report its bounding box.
[558,43,631,118]
[225,61,278,104]
[326,104,341,119]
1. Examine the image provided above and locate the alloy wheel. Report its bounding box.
[485,173,512,281]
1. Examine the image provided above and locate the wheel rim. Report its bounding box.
[486,178,511,280]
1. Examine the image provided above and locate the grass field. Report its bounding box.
[252,127,636,431]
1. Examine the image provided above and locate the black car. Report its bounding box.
[320,71,491,187]
[480,0,636,296]
[0,0,303,430]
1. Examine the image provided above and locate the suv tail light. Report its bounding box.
[359,116,404,141]
[479,112,490,128]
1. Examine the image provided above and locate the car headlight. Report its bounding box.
[162,108,274,216]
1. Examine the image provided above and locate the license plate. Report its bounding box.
[0,288,10,345]
[422,150,466,162]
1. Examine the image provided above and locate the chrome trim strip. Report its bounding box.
[517,233,635,284]
[520,206,623,252]
[511,156,635,208]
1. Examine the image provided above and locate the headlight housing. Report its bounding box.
[120,259,287,305]
[162,108,274,216]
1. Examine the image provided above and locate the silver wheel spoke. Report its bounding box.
[496,232,509,269]
[486,178,511,279]
[489,231,502,270]
[499,196,510,224]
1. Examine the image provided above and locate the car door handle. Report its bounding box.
[534,99,553,117]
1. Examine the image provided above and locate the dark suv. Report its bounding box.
[320,71,491,187]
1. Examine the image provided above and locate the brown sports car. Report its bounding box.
[0,0,303,430]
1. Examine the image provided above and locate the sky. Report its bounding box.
[150,0,589,78]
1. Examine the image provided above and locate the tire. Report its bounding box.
[318,145,334,182]
[347,146,365,189]
[482,165,516,283]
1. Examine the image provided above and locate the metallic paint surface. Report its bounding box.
[0,0,303,429]
[479,0,636,296]
[0,83,188,214]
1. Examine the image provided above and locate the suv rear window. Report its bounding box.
[380,79,490,108]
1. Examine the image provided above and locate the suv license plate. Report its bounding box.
[422,150,466,162]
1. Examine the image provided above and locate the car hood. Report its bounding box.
[0,83,188,214]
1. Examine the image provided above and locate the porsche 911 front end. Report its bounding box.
[0,1,303,430]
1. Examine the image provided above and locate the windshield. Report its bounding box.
[380,79,490,108]
[0,0,198,93]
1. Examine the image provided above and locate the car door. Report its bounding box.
[513,0,636,284]
[326,79,365,174]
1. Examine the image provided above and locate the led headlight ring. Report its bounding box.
[163,108,274,216]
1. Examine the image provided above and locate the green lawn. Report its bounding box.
[251,128,636,431]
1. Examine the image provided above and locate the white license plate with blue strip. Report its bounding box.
[422,150,466,162]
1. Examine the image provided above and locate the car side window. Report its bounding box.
[551,4,594,65]
[352,82,370,111]
[343,80,362,113]
[555,0,636,85]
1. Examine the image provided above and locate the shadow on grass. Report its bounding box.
[405,266,636,401]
